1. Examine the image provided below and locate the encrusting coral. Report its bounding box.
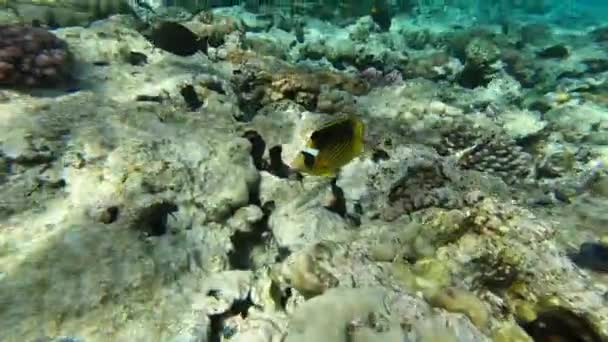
[457,135,533,184]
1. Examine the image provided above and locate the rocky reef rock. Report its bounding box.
[2,0,132,27]
[0,89,260,340]
[1,4,608,342]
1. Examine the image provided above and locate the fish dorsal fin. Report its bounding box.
[314,114,353,132]
[309,115,355,148]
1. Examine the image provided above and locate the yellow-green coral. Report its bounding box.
[429,287,489,330]
[421,209,469,245]
[600,234,608,247]
[390,258,451,298]
[273,242,339,298]
[465,37,500,66]
[474,246,523,290]
[368,239,401,262]
[492,321,533,342]
[512,299,537,322]
[415,317,460,342]
[366,222,437,263]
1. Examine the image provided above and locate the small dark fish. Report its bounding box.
[583,58,608,73]
[569,242,608,273]
[149,21,207,56]
[65,86,82,94]
[136,95,163,103]
[537,44,569,59]
[370,0,392,31]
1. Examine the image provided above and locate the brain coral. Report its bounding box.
[0,24,72,87]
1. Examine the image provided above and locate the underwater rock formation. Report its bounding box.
[458,37,500,88]
[2,0,132,27]
[1,1,608,342]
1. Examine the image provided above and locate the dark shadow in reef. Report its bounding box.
[0,106,213,340]
[518,306,604,342]
[207,292,254,342]
[227,189,275,270]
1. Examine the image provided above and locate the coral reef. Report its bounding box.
[0,24,71,87]
[457,136,533,184]
[4,0,131,27]
[1,1,608,342]
[458,37,500,88]
[229,51,368,114]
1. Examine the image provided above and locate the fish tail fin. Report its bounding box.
[352,119,365,155]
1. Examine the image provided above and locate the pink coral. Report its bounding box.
[359,67,403,88]
[0,24,72,87]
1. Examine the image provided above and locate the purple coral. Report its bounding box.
[0,24,71,87]
[382,70,404,85]
[359,67,403,88]
[359,67,383,85]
